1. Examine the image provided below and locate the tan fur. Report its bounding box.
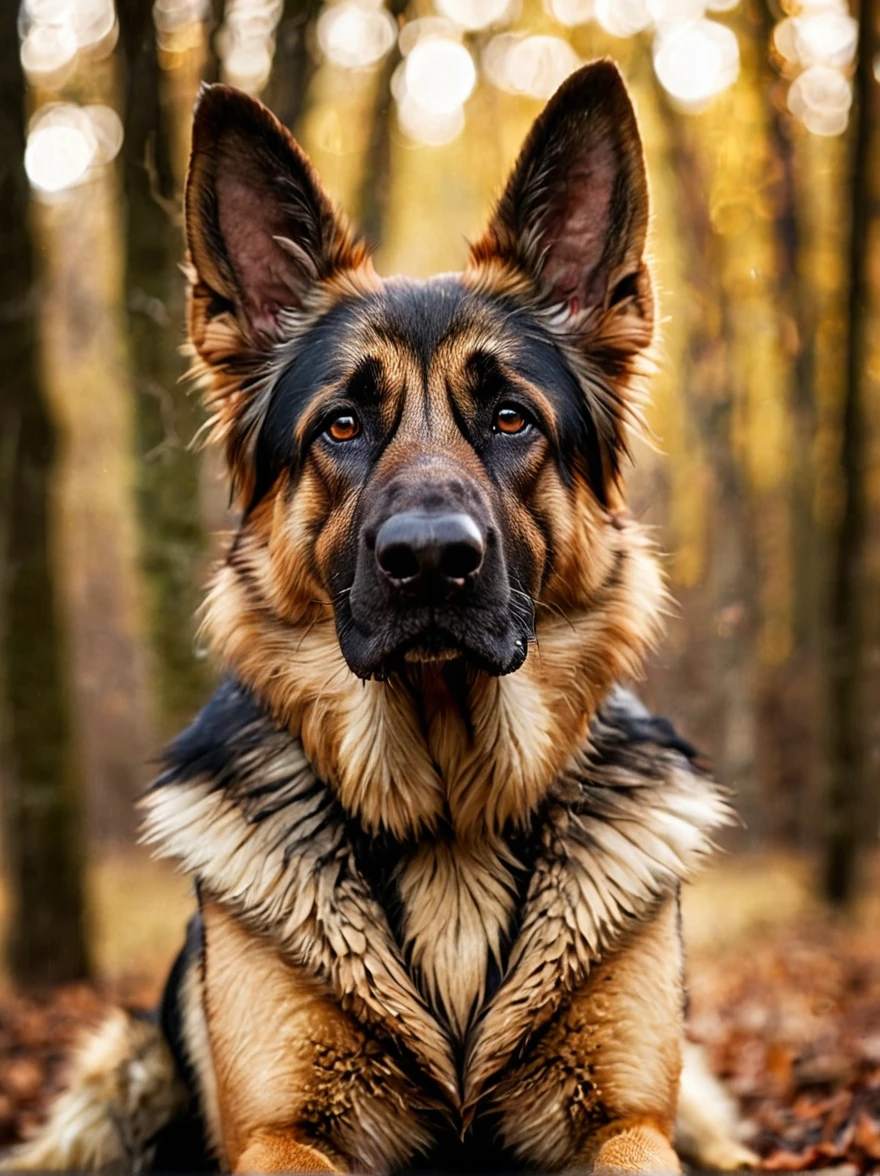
[593,1126,681,1174]
[201,902,438,1172]
[485,898,683,1169]
[2,1010,185,1172]
[396,836,519,1040]
[235,1132,342,1174]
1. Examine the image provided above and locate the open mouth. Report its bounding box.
[398,628,465,665]
[344,617,529,681]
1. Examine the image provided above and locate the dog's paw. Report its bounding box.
[592,1124,681,1174]
[691,1137,760,1170]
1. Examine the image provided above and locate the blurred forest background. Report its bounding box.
[0,0,879,1166]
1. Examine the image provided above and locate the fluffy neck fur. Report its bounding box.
[142,680,732,1110]
[199,515,664,843]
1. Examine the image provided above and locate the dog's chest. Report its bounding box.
[392,839,521,1040]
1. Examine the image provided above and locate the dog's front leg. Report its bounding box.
[200,904,358,1174]
[492,899,686,1173]
[234,1129,343,1173]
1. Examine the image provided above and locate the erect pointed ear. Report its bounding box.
[470,60,652,339]
[185,83,367,351]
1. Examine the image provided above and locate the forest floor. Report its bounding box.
[0,850,878,1172]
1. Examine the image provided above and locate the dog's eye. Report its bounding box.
[327,414,361,442]
[494,406,530,436]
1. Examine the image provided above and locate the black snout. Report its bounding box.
[375,511,484,596]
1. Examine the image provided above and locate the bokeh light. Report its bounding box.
[19,0,118,80]
[653,19,740,107]
[153,0,211,59]
[24,102,123,195]
[19,21,79,80]
[649,0,706,25]
[787,63,852,135]
[545,0,595,26]
[771,0,855,135]
[434,0,515,30]
[396,93,466,146]
[317,0,397,70]
[398,16,458,53]
[404,36,476,115]
[791,10,858,67]
[483,33,580,97]
[216,0,282,94]
[594,0,652,37]
[392,26,477,146]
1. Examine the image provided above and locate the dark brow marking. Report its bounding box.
[346,356,385,407]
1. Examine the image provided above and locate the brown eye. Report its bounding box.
[494,406,529,435]
[327,414,360,442]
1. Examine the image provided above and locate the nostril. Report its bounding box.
[440,540,483,582]
[377,542,420,583]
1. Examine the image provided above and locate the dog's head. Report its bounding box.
[186,61,656,688]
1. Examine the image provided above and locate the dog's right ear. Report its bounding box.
[185,84,367,357]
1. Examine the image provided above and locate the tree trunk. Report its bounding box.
[263,0,321,131]
[650,76,760,832]
[356,0,408,249]
[118,0,211,736]
[0,9,90,984]
[824,0,877,904]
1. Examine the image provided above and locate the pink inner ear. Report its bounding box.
[217,171,302,336]
[539,137,616,314]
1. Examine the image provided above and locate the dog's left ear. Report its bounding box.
[470,60,652,344]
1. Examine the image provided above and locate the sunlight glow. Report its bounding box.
[653,19,740,107]
[317,1,397,69]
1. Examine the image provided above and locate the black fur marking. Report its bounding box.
[247,276,610,511]
[152,914,214,1172]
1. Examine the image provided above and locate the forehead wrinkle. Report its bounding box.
[425,329,481,440]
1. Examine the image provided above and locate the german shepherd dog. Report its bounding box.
[5,61,757,1174]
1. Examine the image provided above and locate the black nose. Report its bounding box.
[375,511,485,595]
